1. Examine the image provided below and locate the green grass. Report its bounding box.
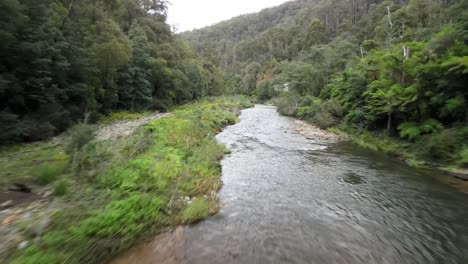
[37,162,67,185]
[53,179,69,196]
[99,111,152,124]
[329,124,468,170]
[179,198,212,224]
[0,142,69,186]
[8,95,252,264]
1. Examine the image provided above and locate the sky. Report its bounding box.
[167,0,291,32]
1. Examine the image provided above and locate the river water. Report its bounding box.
[115,105,468,264]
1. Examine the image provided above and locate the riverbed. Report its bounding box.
[114,105,468,264]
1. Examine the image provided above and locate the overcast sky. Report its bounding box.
[167,0,291,32]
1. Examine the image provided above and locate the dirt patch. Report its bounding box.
[109,227,185,264]
[292,120,343,142]
[96,113,169,141]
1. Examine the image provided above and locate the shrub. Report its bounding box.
[76,140,113,176]
[54,179,69,196]
[398,119,443,141]
[322,100,344,118]
[455,147,468,168]
[423,128,467,162]
[274,93,300,116]
[100,111,148,124]
[256,80,277,102]
[179,198,211,224]
[345,108,367,125]
[296,96,323,121]
[310,100,344,129]
[312,111,337,129]
[67,124,95,153]
[37,162,67,185]
[75,194,166,238]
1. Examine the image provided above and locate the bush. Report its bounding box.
[54,179,69,196]
[274,93,300,116]
[423,128,467,162]
[311,100,344,129]
[296,96,323,121]
[398,119,443,141]
[455,147,468,168]
[76,140,113,177]
[75,194,166,238]
[67,124,95,153]
[256,80,277,102]
[100,111,148,124]
[179,198,211,224]
[312,112,337,129]
[37,162,67,185]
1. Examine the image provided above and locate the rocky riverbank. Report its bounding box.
[292,119,343,142]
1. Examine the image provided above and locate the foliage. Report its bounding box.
[67,124,95,153]
[9,97,251,264]
[455,147,468,168]
[36,162,67,185]
[179,198,212,224]
[99,111,150,124]
[180,0,467,168]
[423,128,468,162]
[398,119,443,141]
[54,179,69,197]
[256,79,278,102]
[274,92,300,116]
[296,96,323,121]
[0,0,225,144]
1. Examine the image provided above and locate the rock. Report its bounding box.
[29,218,50,237]
[42,191,53,198]
[22,212,32,220]
[9,183,31,193]
[17,241,29,250]
[184,196,190,201]
[87,170,97,178]
[0,200,13,209]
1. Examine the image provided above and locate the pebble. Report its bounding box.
[17,241,29,250]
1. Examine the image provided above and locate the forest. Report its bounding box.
[183,0,468,169]
[0,0,225,143]
[0,0,467,263]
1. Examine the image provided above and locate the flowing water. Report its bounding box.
[115,105,468,264]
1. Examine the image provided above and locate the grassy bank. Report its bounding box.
[328,124,468,175]
[4,96,252,264]
[273,94,467,175]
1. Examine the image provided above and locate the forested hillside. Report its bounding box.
[183,0,468,169]
[0,0,225,143]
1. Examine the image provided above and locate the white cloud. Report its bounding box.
[167,0,291,32]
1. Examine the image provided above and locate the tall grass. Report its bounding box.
[11,96,251,264]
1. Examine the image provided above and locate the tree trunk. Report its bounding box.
[387,112,392,133]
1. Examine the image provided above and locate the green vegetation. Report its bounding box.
[179,198,213,224]
[0,143,69,186]
[6,96,251,264]
[0,0,227,144]
[184,0,467,169]
[36,162,67,185]
[99,111,151,124]
[53,179,69,197]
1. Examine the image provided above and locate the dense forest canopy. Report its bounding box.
[1,0,467,167]
[0,0,225,143]
[183,0,467,167]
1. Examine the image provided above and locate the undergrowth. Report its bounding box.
[9,96,252,264]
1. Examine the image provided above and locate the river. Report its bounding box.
[115,105,468,264]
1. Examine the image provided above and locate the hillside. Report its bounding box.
[182,0,468,169]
